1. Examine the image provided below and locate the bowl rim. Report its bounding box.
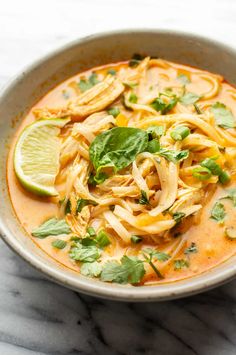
[1,28,236,302]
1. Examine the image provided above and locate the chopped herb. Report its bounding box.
[80,261,102,277]
[78,73,99,92]
[173,212,186,224]
[142,248,170,262]
[87,227,96,238]
[76,199,98,213]
[95,230,111,247]
[70,243,101,262]
[170,126,190,141]
[109,205,115,212]
[211,201,226,222]
[157,148,189,163]
[51,239,67,249]
[32,218,71,238]
[211,102,236,129]
[184,242,198,255]
[180,92,200,105]
[138,190,149,205]
[146,125,165,139]
[107,69,116,76]
[129,92,138,103]
[174,259,189,270]
[177,73,191,85]
[142,248,167,279]
[192,166,212,181]
[128,53,145,67]
[225,227,236,240]
[70,236,81,242]
[151,96,178,114]
[194,103,202,114]
[101,256,145,284]
[131,235,143,243]
[220,189,236,206]
[107,107,120,118]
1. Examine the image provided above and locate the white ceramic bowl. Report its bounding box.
[1,29,236,301]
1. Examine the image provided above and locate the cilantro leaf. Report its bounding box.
[129,53,145,67]
[51,239,67,249]
[174,259,189,270]
[177,73,191,85]
[69,244,101,262]
[32,218,71,238]
[78,73,99,92]
[210,201,226,222]
[173,212,186,224]
[138,190,149,205]
[80,262,102,277]
[76,199,98,213]
[220,189,236,207]
[101,256,145,284]
[211,102,236,129]
[142,248,170,261]
[107,107,120,118]
[180,92,200,105]
[151,96,178,114]
[157,149,189,163]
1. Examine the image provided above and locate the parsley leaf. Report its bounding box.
[180,92,200,105]
[174,259,189,270]
[101,256,145,284]
[80,262,102,277]
[211,201,226,222]
[32,218,71,238]
[211,102,236,129]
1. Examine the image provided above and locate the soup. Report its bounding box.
[8,56,236,286]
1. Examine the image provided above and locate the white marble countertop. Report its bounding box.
[1,0,236,354]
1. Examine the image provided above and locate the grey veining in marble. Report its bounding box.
[1,0,236,354]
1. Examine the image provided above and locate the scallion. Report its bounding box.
[192,166,212,181]
[170,126,190,141]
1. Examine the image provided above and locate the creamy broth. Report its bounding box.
[8,58,236,285]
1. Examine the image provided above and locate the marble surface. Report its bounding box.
[1,0,236,354]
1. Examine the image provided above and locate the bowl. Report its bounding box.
[1,29,236,302]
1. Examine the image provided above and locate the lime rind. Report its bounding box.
[14,118,69,196]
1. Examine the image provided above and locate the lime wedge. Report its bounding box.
[14,118,69,196]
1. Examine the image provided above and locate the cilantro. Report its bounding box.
[142,248,170,262]
[80,262,102,277]
[180,92,200,105]
[151,96,178,114]
[129,53,145,67]
[173,212,186,224]
[69,243,101,262]
[157,149,189,163]
[101,256,145,284]
[32,218,71,238]
[177,73,191,85]
[65,199,71,214]
[76,199,98,213]
[174,259,189,270]
[107,69,116,76]
[210,201,226,222]
[220,189,236,206]
[138,190,149,205]
[211,102,236,129]
[194,103,202,114]
[51,239,67,249]
[78,73,99,92]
